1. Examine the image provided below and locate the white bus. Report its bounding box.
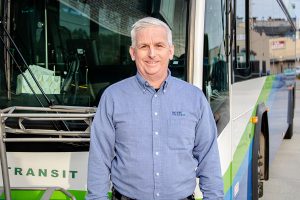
[0,0,296,199]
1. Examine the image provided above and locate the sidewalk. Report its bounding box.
[261,79,300,200]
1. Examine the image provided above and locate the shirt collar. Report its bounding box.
[135,70,171,93]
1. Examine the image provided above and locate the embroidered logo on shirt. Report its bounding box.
[172,111,185,117]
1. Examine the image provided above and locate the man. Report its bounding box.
[86,17,224,200]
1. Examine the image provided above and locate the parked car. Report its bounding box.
[296,66,300,78]
[284,68,296,86]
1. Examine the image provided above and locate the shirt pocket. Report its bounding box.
[167,119,196,150]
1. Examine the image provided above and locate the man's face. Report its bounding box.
[129,26,174,83]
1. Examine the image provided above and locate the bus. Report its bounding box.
[0,0,297,199]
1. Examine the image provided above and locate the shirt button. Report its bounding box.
[156,193,160,196]
[154,94,158,97]
[154,131,158,135]
[155,152,159,155]
[156,172,160,176]
[154,112,158,116]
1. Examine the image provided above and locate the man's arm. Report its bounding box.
[86,90,115,200]
[193,93,224,200]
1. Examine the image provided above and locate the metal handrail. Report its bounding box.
[0,106,96,200]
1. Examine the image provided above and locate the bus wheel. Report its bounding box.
[284,85,295,139]
[284,122,293,139]
[252,131,265,199]
[257,133,266,198]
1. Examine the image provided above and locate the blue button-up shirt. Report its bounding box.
[86,72,224,200]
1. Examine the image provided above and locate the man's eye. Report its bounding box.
[156,44,165,48]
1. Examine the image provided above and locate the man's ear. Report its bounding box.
[129,46,135,61]
[169,45,175,60]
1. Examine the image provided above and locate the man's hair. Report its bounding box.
[130,17,173,47]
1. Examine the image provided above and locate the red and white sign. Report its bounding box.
[272,41,285,49]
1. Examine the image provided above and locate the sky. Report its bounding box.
[249,0,300,27]
[292,0,300,18]
[290,0,300,27]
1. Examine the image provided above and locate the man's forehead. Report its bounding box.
[136,26,167,36]
[136,39,168,45]
[136,28,168,43]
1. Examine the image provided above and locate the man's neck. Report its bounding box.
[145,73,167,89]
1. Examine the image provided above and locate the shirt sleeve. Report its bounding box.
[86,90,115,200]
[193,94,224,200]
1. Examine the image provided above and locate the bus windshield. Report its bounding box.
[0,0,188,108]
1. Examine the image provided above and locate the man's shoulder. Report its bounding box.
[170,76,202,93]
[105,76,136,93]
[169,76,208,105]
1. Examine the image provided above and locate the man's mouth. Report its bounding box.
[146,61,159,65]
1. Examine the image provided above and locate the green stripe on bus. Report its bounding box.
[0,190,84,200]
[0,190,112,200]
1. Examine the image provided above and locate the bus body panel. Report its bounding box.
[0,152,88,190]
[266,75,290,162]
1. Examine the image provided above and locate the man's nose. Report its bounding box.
[148,46,156,58]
